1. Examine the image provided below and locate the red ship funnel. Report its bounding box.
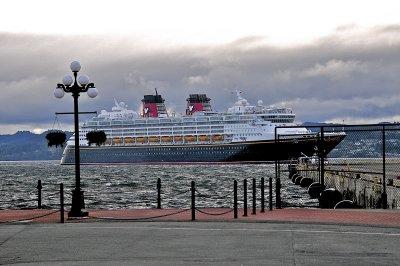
[186,94,212,115]
[142,91,167,118]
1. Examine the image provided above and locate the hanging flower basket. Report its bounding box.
[86,131,107,146]
[45,131,67,148]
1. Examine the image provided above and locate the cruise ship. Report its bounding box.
[61,91,345,164]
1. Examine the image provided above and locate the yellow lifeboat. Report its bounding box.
[124,137,134,144]
[149,136,160,142]
[113,137,122,144]
[174,136,183,142]
[136,137,148,143]
[161,136,173,142]
[198,135,210,141]
[184,135,196,142]
[212,135,224,141]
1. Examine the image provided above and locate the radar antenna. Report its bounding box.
[114,98,121,108]
[235,89,243,100]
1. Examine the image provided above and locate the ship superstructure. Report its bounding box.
[61,91,345,164]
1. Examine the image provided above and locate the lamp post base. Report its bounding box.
[68,189,89,218]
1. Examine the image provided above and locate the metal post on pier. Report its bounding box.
[269,177,273,211]
[320,126,325,187]
[274,127,280,209]
[382,125,387,209]
[37,180,42,209]
[233,180,238,219]
[191,181,195,221]
[157,178,161,209]
[261,177,265,213]
[276,177,281,209]
[252,178,256,215]
[60,183,64,223]
[243,179,248,217]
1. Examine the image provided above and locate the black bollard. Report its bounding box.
[157,178,161,209]
[234,180,238,219]
[191,181,195,221]
[243,179,248,217]
[276,178,282,209]
[37,180,42,209]
[252,178,256,215]
[261,177,265,213]
[269,177,273,211]
[60,183,64,223]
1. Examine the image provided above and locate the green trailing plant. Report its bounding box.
[86,131,107,146]
[45,131,67,148]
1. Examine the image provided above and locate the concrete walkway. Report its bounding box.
[0,222,399,265]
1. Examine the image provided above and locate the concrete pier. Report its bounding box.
[296,158,400,209]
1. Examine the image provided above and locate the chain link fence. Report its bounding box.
[275,124,400,209]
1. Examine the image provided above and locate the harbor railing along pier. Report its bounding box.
[0,176,275,223]
[275,123,400,210]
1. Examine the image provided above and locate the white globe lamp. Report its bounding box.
[62,75,74,86]
[70,61,81,72]
[54,88,65,98]
[87,87,98,98]
[78,75,90,86]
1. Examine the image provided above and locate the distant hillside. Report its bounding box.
[301,122,341,127]
[301,122,400,158]
[0,131,72,161]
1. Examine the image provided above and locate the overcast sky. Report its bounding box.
[1,0,400,133]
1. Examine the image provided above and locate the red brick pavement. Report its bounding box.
[0,208,399,227]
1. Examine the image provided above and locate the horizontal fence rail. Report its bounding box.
[274,123,400,210]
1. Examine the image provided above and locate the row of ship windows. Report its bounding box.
[81,132,225,136]
[89,115,292,126]
[144,146,242,151]
[87,120,251,127]
[227,128,258,132]
[83,126,226,131]
[111,130,224,133]
[90,116,257,124]
[236,133,262,137]
[81,150,237,157]
[75,133,228,140]
[269,119,292,123]
[82,126,262,133]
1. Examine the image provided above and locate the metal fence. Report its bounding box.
[275,124,400,209]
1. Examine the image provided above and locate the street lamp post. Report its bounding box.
[54,61,98,217]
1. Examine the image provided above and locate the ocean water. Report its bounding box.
[0,161,318,209]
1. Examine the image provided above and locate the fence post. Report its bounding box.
[60,183,64,223]
[274,127,280,209]
[320,126,325,187]
[191,181,195,221]
[269,177,273,211]
[252,178,256,215]
[157,178,161,209]
[37,179,42,209]
[243,179,248,217]
[261,177,265,213]
[276,177,281,209]
[234,180,238,219]
[382,125,387,209]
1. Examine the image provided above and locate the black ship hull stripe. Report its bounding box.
[61,135,345,164]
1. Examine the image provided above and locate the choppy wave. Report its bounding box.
[0,161,318,209]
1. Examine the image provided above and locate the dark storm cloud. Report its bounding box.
[1,25,400,132]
